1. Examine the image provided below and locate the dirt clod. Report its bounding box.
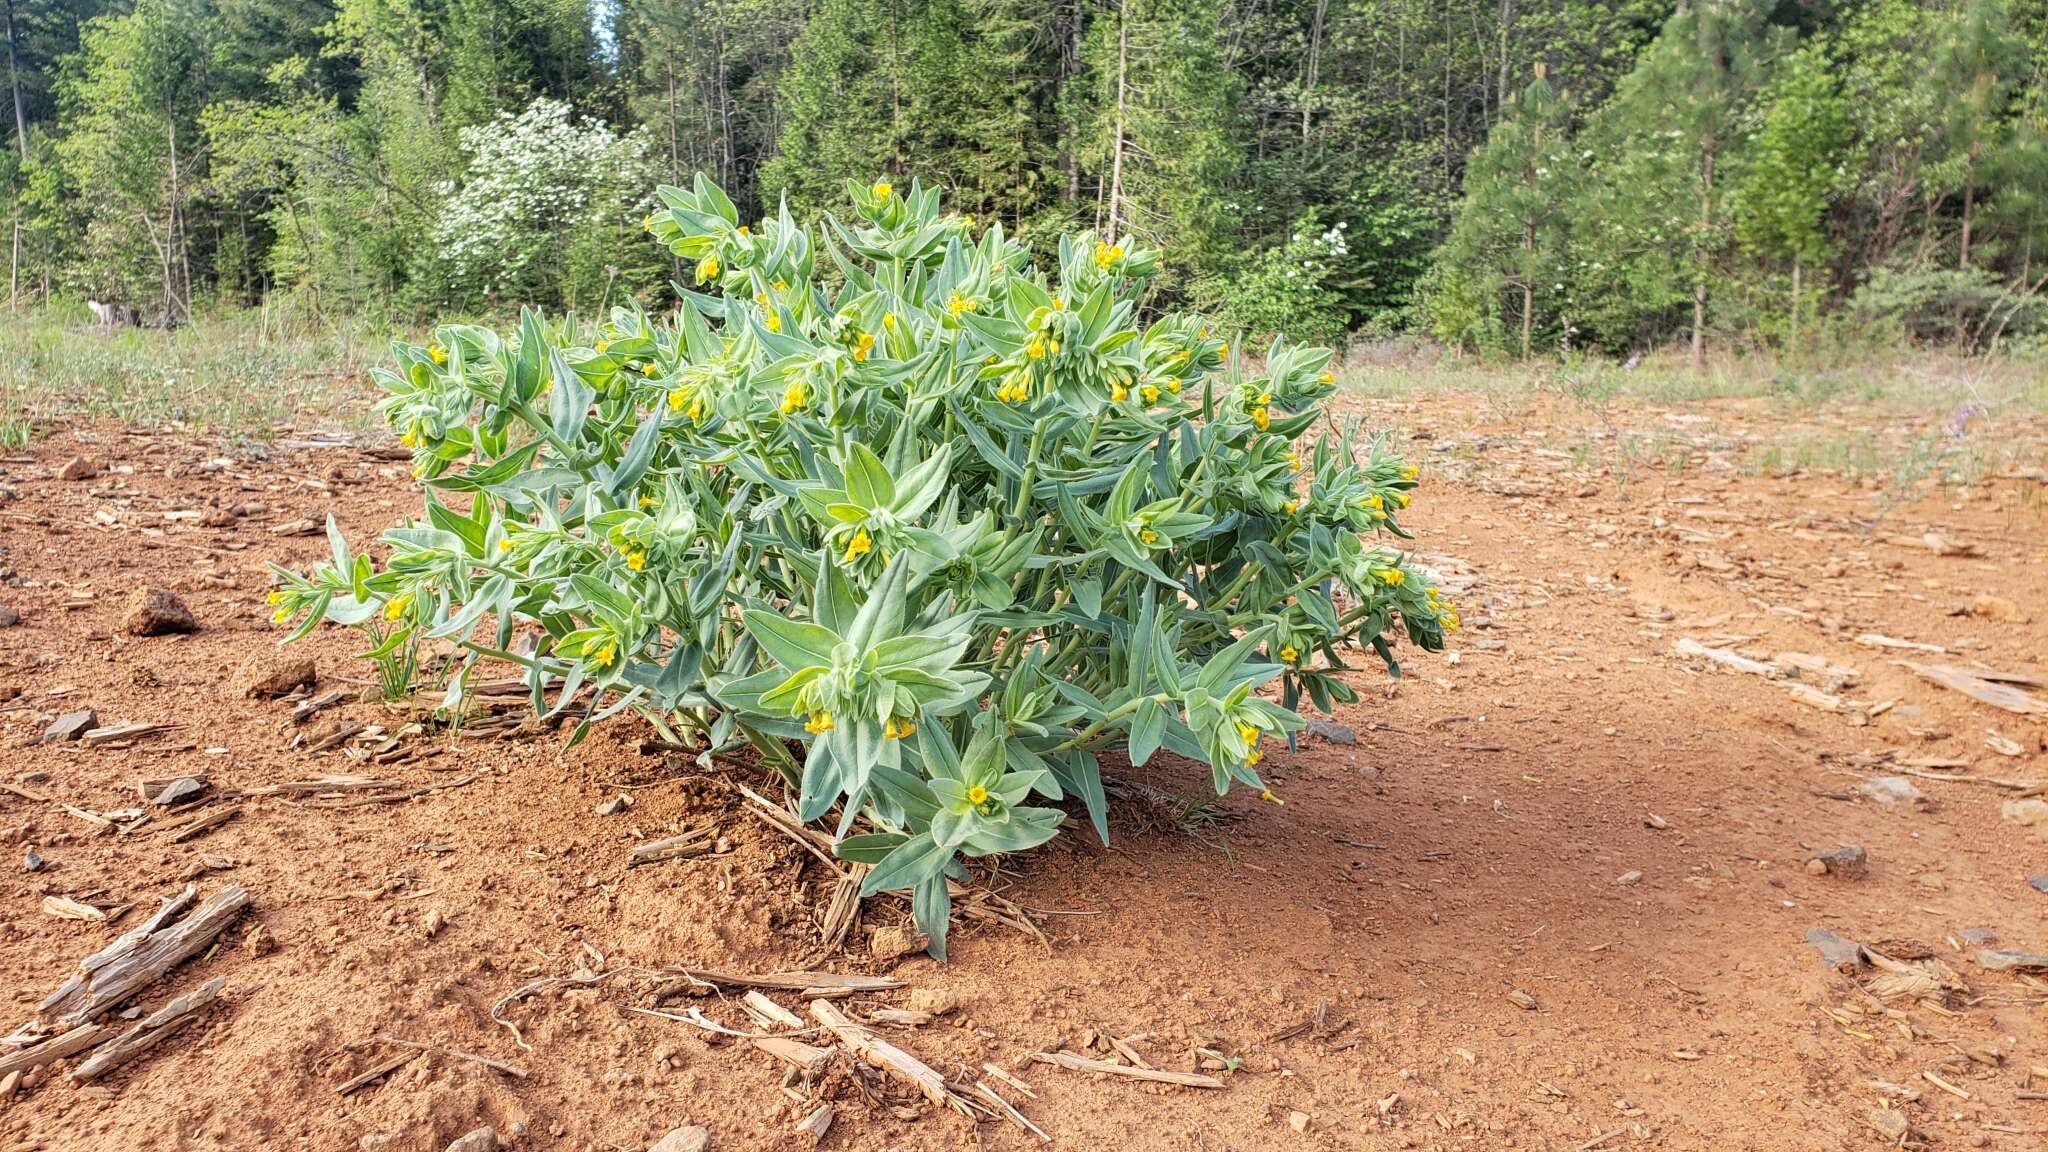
[869,924,929,961]
[121,586,198,636]
[55,455,99,481]
[231,652,317,699]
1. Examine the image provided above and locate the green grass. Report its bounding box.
[0,301,395,443]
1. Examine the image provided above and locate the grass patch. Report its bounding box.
[0,302,392,441]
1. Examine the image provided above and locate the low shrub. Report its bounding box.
[272,175,1460,956]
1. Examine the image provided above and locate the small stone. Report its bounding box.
[244,923,276,956]
[905,987,958,1016]
[869,924,929,961]
[55,455,99,481]
[1615,870,1642,886]
[1287,1110,1312,1134]
[1355,764,1380,781]
[1805,927,1864,970]
[2028,875,2048,894]
[0,604,18,628]
[1958,927,1999,946]
[1644,812,1668,830]
[150,777,208,807]
[1974,948,2048,973]
[1805,845,1866,878]
[1915,873,1944,891]
[38,709,97,745]
[424,908,446,938]
[121,586,198,636]
[1856,776,1923,807]
[231,652,316,699]
[1505,988,1538,1010]
[2002,799,2048,841]
[596,794,632,816]
[1867,1107,1909,1142]
[445,1127,498,1152]
[23,848,45,873]
[1804,858,1828,876]
[649,1126,710,1152]
[1304,718,1356,745]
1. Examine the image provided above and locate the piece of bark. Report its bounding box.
[750,1036,836,1077]
[0,1022,112,1079]
[164,806,240,843]
[34,884,249,1028]
[1030,1049,1225,1088]
[69,976,225,1082]
[42,895,106,922]
[794,1103,833,1145]
[1673,638,1775,676]
[809,999,972,1115]
[740,992,804,1030]
[334,1050,419,1095]
[1903,662,2048,716]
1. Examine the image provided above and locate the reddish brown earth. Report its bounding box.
[1,389,2045,1152]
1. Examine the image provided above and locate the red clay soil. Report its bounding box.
[1,391,2045,1152]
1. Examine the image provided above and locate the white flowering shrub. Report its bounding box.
[275,176,1460,957]
[1197,212,1354,348]
[427,98,664,308]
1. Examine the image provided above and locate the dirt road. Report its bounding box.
[1,390,2044,1151]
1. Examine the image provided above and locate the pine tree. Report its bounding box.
[1426,65,1578,356]
[1733,40,1845,344]
[759,0,897,215]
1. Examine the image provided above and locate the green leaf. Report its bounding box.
[740,610,840,670]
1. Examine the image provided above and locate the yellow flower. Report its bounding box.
[1279,645,1298,663]
[1052,296,1066,311]
[781,381,808,414]
[1400,463,1419,481]
[872,180,893,199]
[1049,338,1060,355]
[1220,343,1231,358]
[1259,788,1284,805]
[764,312,781,333]
[884,716,917,740]
[1318,370,1334,385]
[852,331,875,361]
[1163,376,1182,394]
[1282,499,1298,515]
[428,344,448,365]
[1441,602,1462,631]
[384,593,414,621]
[1026,335,1047,360]
[640,494,657,510]
[642,361,658,378]
[642,214,652,230]
[596,339,610,353]
[399,428,416,448]
[1284,447,1301,469]
[947,291,974,317]
[667,388,688,412]
[996,374,1030,404]
[842,527,873,563]
[755,291,770,307]
[805,711,835,734]
[1360,493,1384,511]
[1111,382,1129,402]
[591,639,617,667]
[967,784,990,806]
[497,538,514,552]
[626,550,647,572]
[1139,384,1159,403]
[696,255,721,283]
[1245,745,1264,767]
[1237,720,1261,747]
[1138,528,1159,545]
[736,225,750,236]
[271,607,290,625]
[1251,407,1271,432]
[883,312,898,331]
[266,590,284,605]
[1391,489,1412,509]
[773,278,788,291]
[1375,567,1405,586]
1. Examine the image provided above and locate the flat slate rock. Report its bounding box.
[2029,874,2048,894]
[1805,926,1864,970]
[150,777,209,807]
[39,709,98,744]
[1974,948,2048,972]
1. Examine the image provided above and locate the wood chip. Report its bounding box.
[42,895,106,922]
[1903,662,2048,716]
[810,999,975,1114]
[70,976,225,1082]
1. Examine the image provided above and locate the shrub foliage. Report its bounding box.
[273,176,1460,956]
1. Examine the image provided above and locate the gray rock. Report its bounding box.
[1959,927,2000,946]
[2029,874,2048,894]
[1855,776,1922,806]
[1805,926,1863,970]
[121,586,198,636]
[649,1127,710,1152]
[596,794,632,816]
[1615,870,1643,886]
[445,1128,498,1152]
[1975,948,2048,973]
[23,848,45,873]
[150,777,208,807]
[38,709,97,745]
[1304,718,1357,745]
[1805,845,1867,878]
[0,604,18,627]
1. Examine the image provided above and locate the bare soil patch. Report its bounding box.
[2,391,2045,1151]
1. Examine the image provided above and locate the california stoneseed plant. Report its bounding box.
[271,176,1460,957]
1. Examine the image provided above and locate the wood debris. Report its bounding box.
[1030,1048,1225,1088]
[628,825,719,867]
[1902,662,2048,716]
[809,998,975,1115]
[70,976,226,1082]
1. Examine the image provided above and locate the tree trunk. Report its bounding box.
[1105,0,1130,240]
[1788,254,1801,350]
[664,49,680,182]
[1690,140,1714,375]
[1302,0,1327,143]
[5,0,26,162]
[1959,173,1975,270]
[1521,223,1534,358]
[1496,0,1513,121]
